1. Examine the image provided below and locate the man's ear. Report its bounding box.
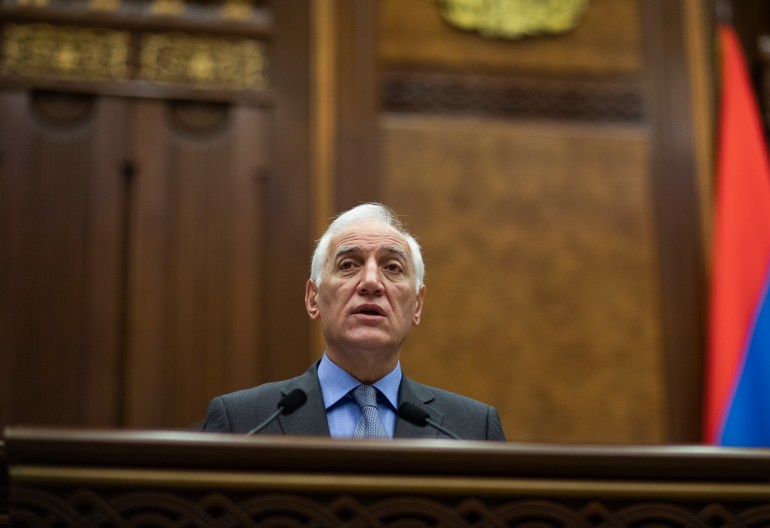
[305,279,321,320]
[412,284,426,326]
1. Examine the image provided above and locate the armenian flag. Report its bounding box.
[704,25,770,446]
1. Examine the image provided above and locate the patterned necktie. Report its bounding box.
[352,385,389,439]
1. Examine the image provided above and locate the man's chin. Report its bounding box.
[340,331,400,353]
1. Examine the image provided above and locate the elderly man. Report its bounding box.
[203,203,505,440]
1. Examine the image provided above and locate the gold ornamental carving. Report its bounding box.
[1,24,129,81]
[436,0,590,39]
[140,33,266,91]
[0,3,268,96]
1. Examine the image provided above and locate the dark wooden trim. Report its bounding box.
[264,0,313,379]
[381,70,644,123]
[0,91,29,431]
[7,427,770,482]
[0,77,274,107]
[642,0,708,443]
[82,97,129,427]
[332,0,380,210]
[0,5,273,38]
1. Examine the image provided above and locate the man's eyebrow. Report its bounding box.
[383,246,408,260]
[333,246,360,260]
[333,246,408,260]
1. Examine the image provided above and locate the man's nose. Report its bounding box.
[358,260,383,295]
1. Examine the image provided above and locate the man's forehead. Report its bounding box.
[328,221,411,257]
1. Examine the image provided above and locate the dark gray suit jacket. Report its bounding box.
[203,362,505,441]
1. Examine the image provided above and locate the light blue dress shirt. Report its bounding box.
[317,353,402,438]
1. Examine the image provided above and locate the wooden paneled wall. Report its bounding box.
[371,0,710,443]
[1,0,714,443]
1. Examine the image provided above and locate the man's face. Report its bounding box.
[305,219,425,357]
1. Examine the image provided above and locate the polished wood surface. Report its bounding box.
[5,428,770,526]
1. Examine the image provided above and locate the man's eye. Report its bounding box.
[339,260,356,270]
[384,263,403,273]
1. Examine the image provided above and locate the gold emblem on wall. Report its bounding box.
[1,24,129,81]
[140,33,266,91]
[435,0,590,39]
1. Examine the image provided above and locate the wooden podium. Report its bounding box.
[3,427,770,526]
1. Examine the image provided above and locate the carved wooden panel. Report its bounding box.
[381,115,665,444]
[12,487,770,527]
[382,71,643,123]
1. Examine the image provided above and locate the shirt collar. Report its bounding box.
[317,352,402,411]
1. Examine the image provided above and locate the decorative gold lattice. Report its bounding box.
[1,23,130,81]
[139,32,266,91]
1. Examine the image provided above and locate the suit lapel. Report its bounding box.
[271,366,446,438]
[394,376,444,438]
[277,363,331,436]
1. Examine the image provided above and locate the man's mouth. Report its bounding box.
[354,305,385,316]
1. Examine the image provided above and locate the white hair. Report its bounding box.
[310,203,425,293]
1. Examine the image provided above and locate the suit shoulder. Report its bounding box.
[203,365,319,433]
[215,379,285,404]
[214,363,318,404]
[406,378,493,410]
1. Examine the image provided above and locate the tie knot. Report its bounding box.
[353,384,378,409]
